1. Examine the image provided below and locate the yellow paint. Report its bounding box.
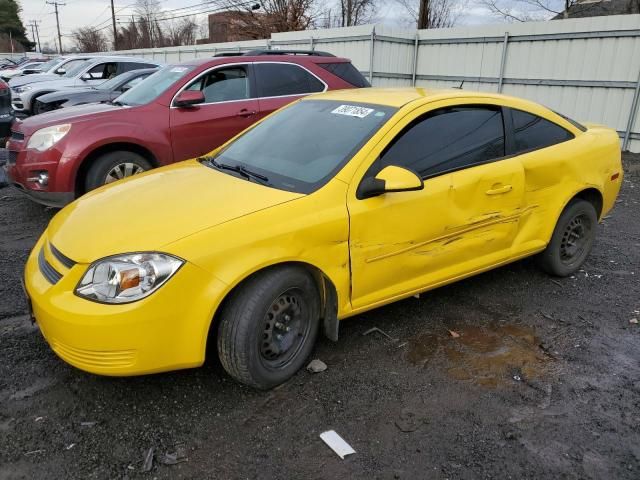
[24,88,623,376]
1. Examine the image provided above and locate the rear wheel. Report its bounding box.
[536,199,597,277]
[217,266,320,389]
[84,151,152,192]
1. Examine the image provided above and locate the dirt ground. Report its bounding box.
[0,154,639,480]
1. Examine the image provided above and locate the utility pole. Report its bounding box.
[46,1,66,54]
[417,0,428,29]
[110,0,118,50]
[28,20,42,52]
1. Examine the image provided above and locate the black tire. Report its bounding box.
[30,92,53,115]
[217,266,321,389]
[536,199,598,277]
[84,151,152,192]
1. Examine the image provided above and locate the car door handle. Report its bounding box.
[236,109,256,118]
[485,184,513,195]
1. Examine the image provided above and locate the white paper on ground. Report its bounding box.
[320,430,356,459]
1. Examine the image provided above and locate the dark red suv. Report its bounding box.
[5,51,369,206]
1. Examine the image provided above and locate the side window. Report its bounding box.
[378,106,505,178]
[511,109,574,154]
[87,62,117,79]
[183,66,249,103]
[120,62,157,73]
[255,63,325,97]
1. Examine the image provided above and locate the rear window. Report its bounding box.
[318,62,370,88]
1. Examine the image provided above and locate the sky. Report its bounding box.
[17,0,556,51]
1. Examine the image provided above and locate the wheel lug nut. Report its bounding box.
[276,334,282,340]
[284,315,291,322]
[275,321,285,330]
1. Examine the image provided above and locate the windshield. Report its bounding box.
[210,100,396,194]
[37,58,63,72]
[116,65,195,106]
[62,59,92,77]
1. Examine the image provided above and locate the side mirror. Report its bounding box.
[80,73,92,81]
[120,85,132,93]
[174,90,205,108]
[55,68,66,75]
[357,165,424,199]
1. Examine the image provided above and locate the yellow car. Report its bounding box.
[24,88,622,389]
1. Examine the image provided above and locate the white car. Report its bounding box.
[8,56,95,89]
[10,56,161,114]
[0,61,46,81]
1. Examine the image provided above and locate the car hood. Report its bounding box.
[16,102,128,135]
[39,88,103,103]
[47,160,303,264]
[21,78,79,92]
[9,74,60,87]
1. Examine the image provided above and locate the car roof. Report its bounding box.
[176,54,349,69]
[305,87,528,108]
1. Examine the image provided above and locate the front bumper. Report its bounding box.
[5,137,76,206]
[25,235,228,376]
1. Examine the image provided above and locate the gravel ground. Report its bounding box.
[0,154,639,479]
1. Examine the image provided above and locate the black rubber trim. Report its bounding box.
[49,243,76,269]
[38,248,62,284]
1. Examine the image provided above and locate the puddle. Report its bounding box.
[407,323,550,388]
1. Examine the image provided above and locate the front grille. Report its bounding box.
[50,243,76,269]
[38,248,62,284]
[10,130,24,141]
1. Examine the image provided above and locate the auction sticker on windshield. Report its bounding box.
[331,105,375,118]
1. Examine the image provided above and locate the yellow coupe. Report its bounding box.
[24,88,622,388]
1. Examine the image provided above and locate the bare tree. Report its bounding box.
[396,0,460,28]
[135,0,162,47]
[477,0,624,21]
[339,0,378,26]
[217,0,318,38]
[164,17,198,46]
[72,27,108,52]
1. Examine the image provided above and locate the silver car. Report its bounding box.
[8,56,96,88]
[11,56,161,114]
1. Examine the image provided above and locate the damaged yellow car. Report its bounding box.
[24,88,622,389]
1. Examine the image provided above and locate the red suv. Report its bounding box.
[4,51,369,206]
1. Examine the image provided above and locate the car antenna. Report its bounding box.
[453,80,464,90]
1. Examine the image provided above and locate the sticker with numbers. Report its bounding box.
[331,105,375,118]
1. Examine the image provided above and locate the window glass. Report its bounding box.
[255,63,324,97]
[512,109,574,153]
[86,62,118,80]
[116,65,196,106]
[379,106,505,178]
[121,61,157,72]
[62,59,91,77]
[185,66,248,103]
[211,100,395,194]
[318,62,370,87]
[120,75,147,91]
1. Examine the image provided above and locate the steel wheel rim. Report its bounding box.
[104,162,145,184]
[259,288,310,369]
[560,213,591,264]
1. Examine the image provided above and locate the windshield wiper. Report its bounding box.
[202,157,269,184]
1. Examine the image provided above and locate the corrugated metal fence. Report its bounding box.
[6,14,640,152]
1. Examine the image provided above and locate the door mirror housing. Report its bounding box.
[357,165,424,199]
[174,90,205,108]
[55,68,66,75]
[80,72,92,81]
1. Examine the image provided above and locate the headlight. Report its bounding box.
[27,124,71,151]
[75,253,183,304]
[14,85,32,93]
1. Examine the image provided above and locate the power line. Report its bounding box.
[45,1,66,53]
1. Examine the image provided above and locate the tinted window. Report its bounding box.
[379,106,505,178]
[117,65,195,106]
[318,62,370,87]
[255,63,325,97]
[121,61,157,72]
[185,66,248,103]
[511,109,573,153]
[86,62,118,79]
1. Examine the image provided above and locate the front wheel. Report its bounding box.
[536,199,598,277]
[84,151,152,192]
[217,266,321,389]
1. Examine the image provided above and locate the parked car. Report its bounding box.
[5,51,369,206]
[0,60,46,81]
[22,88,622,388]
[33,68,158,114]
[0,78,13,139]
[8,56,95,89]
[10,56,161,115]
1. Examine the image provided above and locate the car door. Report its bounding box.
[254,62,326,120]
[347,102,525,309]
[169,63,259,161]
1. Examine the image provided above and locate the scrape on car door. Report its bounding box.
[347,103,525,310]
